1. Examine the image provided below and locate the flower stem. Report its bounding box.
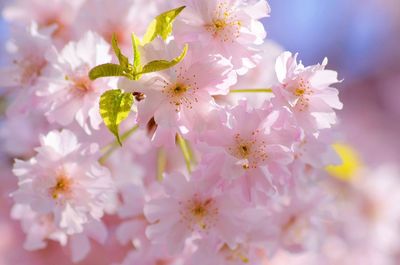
[157,148,167,181]
[230,88,273,93]
[99,124,139,164]
[176,134,194,174]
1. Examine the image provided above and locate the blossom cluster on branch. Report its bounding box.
[2,1,398,265]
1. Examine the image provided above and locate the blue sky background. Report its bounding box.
[264,0,393,78]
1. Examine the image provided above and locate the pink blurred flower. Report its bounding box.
[2,0,84,41]
[0,23,52,90]
[0,112,53,157]
[37,31,114,134]
[144,168,248,254]
[11,204,108,263]
[74,0,159,46]
[12,129,115,235]
[192,239,268,265]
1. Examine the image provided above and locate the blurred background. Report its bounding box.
[264,0,400,166]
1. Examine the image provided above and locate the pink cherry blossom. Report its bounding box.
[2,0,84,41]
[201,101,293,195]
[11,203,109,263]
[74,0,159,46]
[144,167,248,254]
[266,190,327,254]
[272,52,343,131]
[175,0,270,74]
[0,23,52,90]
[120,39,236,144]
[12,129,115,235]
[37,31,114,134]
[290,131,340,183]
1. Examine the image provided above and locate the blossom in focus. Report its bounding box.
[120,39,236,144]
[175,0,270,74]
[273,52,343,131]
[201,101,294,194]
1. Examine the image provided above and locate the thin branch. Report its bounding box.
[230,88,273,93]
[176,134,193,174]
[99,124,139,164]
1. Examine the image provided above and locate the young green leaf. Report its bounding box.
[112,34,129,68]
[89,63,127,80]
[138,44,188,74]
[99,89,134,146]
[142,6,185,44]
[131,33,142,80]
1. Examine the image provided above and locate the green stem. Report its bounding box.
[230,88,273,93]
[99,124,139,164]
[157,148,167,182]
[176,134,193,174]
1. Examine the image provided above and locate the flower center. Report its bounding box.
[191,203,208,218]
[294,88,305,96]
[213,19,227,30]
[205,2,241,42]
[239,144,251,158]
[291,78,313,111]
[173,84,188,95]
[50,175,72,200]
[179,194,218,231]
[68,74,93,93]
[228,131,268,169]
[42,16,66,38]
[162,69,199,112]
[66,65,94,94]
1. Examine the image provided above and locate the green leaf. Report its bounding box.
[99,89,134,146]
[89,63,127,80]
[142,6,185,44]
[139,44,188,74]
[131,33,142,80]
[112,34,129,68]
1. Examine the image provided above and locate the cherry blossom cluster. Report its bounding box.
[2,1,386,264]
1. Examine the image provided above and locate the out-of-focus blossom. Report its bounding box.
[2,0,84,41]
[37,32,113,134]
[12,130,115,234]
[144,168,249,254]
